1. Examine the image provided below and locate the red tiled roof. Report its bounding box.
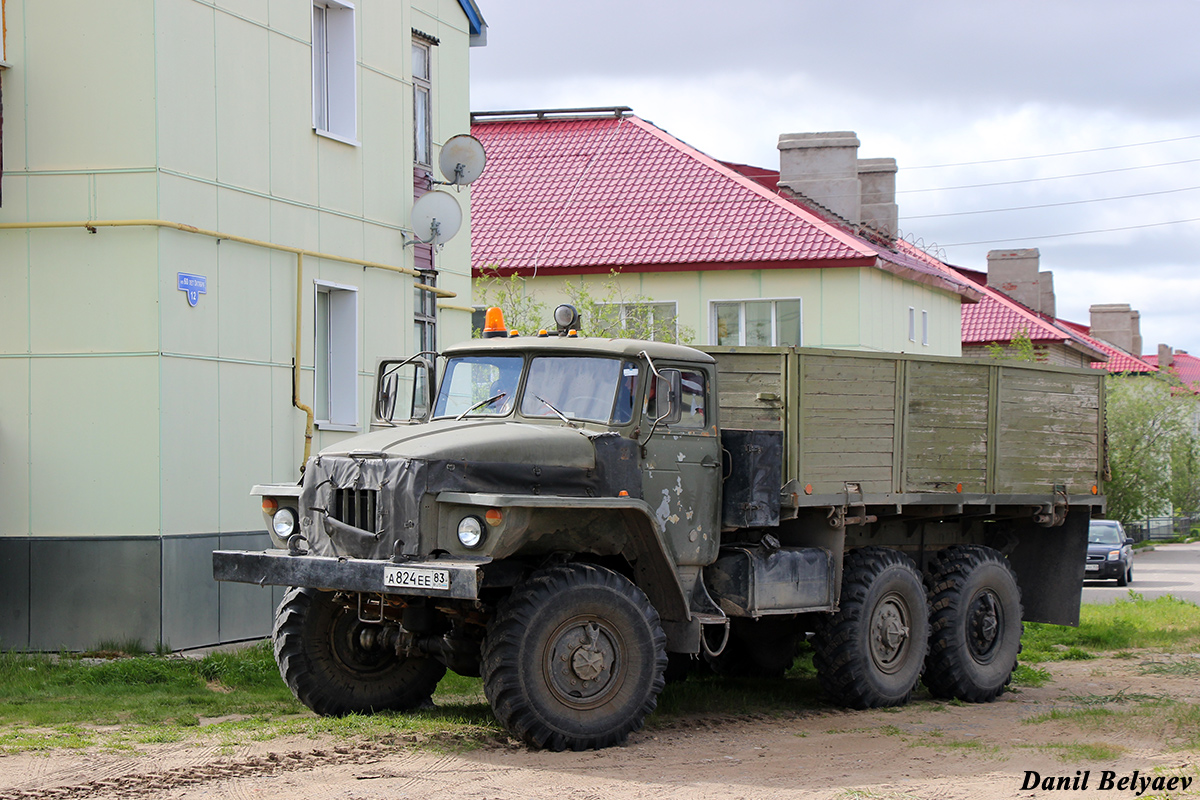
[1146,349,1200,393]
[469,114,979,300]
[1055,320,1158,374]
[958,282,1110,362]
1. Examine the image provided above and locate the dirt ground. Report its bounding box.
[2,655,1199,800]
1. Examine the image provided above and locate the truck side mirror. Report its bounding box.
[374,353,435,426]
[651,370,683,427]
[378,372,399,420]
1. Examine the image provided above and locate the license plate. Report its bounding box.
[383,565,450,591]
[1085,564,1099,572]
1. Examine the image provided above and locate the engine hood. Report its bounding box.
[317,419,599,469]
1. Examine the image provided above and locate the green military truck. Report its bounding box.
[214,306,1105,751]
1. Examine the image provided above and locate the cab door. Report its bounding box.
[640,364,722,567]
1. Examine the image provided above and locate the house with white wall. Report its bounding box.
[469,108,980,354]
[0,0,485,651]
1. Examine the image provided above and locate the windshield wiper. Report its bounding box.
[455,392,507,421]
[534,394,573,425]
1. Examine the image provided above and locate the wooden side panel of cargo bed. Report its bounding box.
[800,354,896,494]
[995,367,1102,494]
[711,351,788,430]
[903,360,991,493]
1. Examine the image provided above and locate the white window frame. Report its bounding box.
[314,280,359,431]
[414,275,437,353]
[593,300,679,341]
[908,306,916,343]
[709,298,802,347]
[413,37,433,166]
[921,310,930,346]
[312,0,358,145]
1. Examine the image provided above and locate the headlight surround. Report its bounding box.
[272,507,298,539]
[1107,549,1121,561]
[457,516,485,548]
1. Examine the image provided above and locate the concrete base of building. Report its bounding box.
[0,531,279,652]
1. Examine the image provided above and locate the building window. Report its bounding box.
[921,310,930,346]
[712,299,801,347]
[908,307,916,343]
[414,274,437,353]
[315,281,359,429]
[413,38,433,166]
[593,301,678,341]
[312,0,357,143]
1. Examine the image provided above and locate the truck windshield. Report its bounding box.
[433,355,524,419]
[521,357,639,424]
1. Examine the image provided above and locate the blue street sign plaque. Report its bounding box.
[178,273,207,307]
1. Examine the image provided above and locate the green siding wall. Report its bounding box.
[504,266,964,356]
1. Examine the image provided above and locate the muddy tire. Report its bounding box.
[273,587,445,716]
[923,545,1023,703]
[812,547,929,709]
[481,563,667,751]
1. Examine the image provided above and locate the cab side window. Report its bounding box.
[646,368,706,429]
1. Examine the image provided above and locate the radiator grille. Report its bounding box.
[331,488,378,532]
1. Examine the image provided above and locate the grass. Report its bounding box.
[1020,594,1200,663]
[1020,741,1127,762]
[2,595,1198,754]
[0,641,502,753]
[1021,693,1200,752]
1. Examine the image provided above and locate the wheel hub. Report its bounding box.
[545,618,624,709]
[869,594,911,674]
[967,590,1002,662]
[329,608,397,676]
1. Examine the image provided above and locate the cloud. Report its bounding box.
[469,0,1200,354]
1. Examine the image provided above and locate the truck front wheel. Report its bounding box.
[481,563,667,751]
[812,547,929,709]
[923,545,1023,702]
[273,587,446,716]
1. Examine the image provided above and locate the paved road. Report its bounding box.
[1080,541,1200,605]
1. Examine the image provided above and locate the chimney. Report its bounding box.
[858,158,898,238]
[1089,304,1142,353]
[778,132,861,224]
[1158,344,1174,370]
[1038,271,1056,318]
[986,249,1045,313]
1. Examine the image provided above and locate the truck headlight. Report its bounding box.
[457,516,485,548]
[273,508,298,539]
[1107,549,1121,561]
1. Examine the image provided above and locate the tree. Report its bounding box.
[1104,375,1200,522]
[474,270,695,344]
[984,328,1046,362]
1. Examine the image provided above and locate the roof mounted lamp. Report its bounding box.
[553,304,580,336]
[482,307,509,338]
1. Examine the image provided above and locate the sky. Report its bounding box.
[468,0,1200,357]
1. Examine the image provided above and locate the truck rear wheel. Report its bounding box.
[923,545,1023,703]
[273,587,445,716]
[813,547,929,709]
[481,563,667,751]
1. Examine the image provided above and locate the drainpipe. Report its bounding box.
[0,219,456,473]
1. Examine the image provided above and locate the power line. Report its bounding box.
[901,185,1200,220]
[940,217,1200,248]
[906,133,1200,170]
[897,158,1200,194]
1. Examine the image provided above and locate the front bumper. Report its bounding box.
[1084,558,1124,579]
[213,549,486,600]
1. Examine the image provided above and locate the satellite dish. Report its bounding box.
[438,134,487,186]
[410,191,463,246]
